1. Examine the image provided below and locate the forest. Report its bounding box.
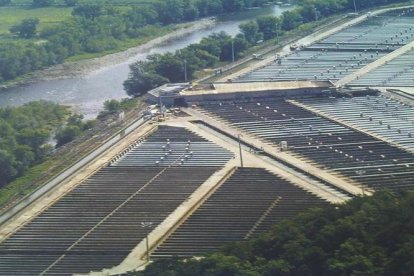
[123,0,412,96]
[135,191,414,276]
[0,101,66,185]
[0,101,96,186]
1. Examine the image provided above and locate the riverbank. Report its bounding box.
[0,18,216,89]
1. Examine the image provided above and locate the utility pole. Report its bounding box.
[146,234,150,262]
[184,59,188,82]
[275,23,279,43]
[238,134,244,167]
[159,94,163,117]
[355,170,365,195]
[141,221,153,263]
[231,40,235,62]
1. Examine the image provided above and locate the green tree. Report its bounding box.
[196,0,223,16]
[389,235,414,274]
[67,113,84,128]
[16,128,50,153]
[64,0,77,7]
[103,99,121,114]
[55,125,81,147]
[191,47,219,67]
[124,62,169,97]
[0,119,15,142]
[222,0,244,12]
[262,259,292,275]
[239,21,262,45]
[299,4,320,23]
[125,7,158,29]
[0,150,17,186]
[9,18,40,39]
[0,101,71,186]
[282,10,303,31]
[256,16,281,40]
[183,1,199,21]
[0,0,11,6]
[13,145,35,176]
[154,0,184,25]
[233,34,249,57]
[32,0,54,8]
[150,53,187,83]
[198,35,223,57]
[327,238,386,275]
[72,4,103,20]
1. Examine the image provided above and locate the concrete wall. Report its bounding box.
[148,86,335,106]
[184,87,333,104]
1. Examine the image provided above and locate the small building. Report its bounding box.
[147,81,334,106]
[147,83,191,106]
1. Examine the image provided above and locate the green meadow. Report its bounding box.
[0,0,154,36]
[0,7,72,36]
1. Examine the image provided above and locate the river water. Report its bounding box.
[0,5,292,118]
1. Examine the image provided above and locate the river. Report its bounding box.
[0,5,293,118]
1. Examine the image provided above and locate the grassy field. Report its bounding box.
[0,6,72,35]
[10,0,155,6]
[0,0,155,36]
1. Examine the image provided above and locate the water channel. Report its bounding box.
[0,5,293,118]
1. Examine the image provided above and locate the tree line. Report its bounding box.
[124,31,251,96]
[0,97,142,187]
[0,101,67,186]
[0,0,270,83]
[0,101,95,186]
[123,0,412,96]
[135,191,414,276]
[0,0,77,8]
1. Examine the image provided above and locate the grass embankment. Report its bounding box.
[0,161,55,207]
